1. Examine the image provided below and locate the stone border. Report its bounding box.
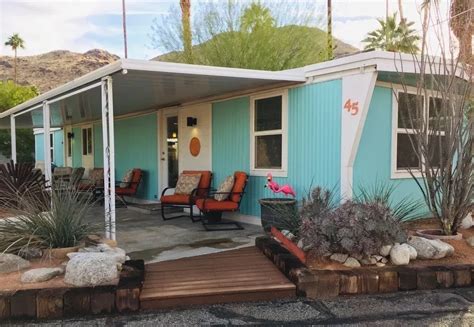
[0,260,145,320]
[256,236,474,299]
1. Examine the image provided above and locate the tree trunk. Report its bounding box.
[14,48,17,84]
[398,0,404,21]
[180,0,193,64]
[327,0,333,60]
[122,0,128,58]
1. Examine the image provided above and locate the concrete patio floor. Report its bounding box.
[86,205,263,264]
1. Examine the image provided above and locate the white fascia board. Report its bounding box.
[0,60,124,119]
[33,127,62,135]
[121,59,306,82]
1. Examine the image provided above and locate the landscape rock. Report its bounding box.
[405,244,417,260]
[390,244,410,265]
[64,253,119,287]
[297,239,304,249]
[0,253,30,273]
[18,248,43,260]
[379,245,392,257]
[343,257,361,268]
[360,256,377,265]
[74,243,127,263]
[466,236,474,247]
[376,262,386,267]
[330,253,349,263]
[21,267,64,283]
[373,255,384,262]
[407,236,454,260]
[460,213,473,230]
[281,230,295,241]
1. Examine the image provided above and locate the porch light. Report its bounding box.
[67,132,74,139]
[187,117,197,127]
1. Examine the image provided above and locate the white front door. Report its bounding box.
[81,126,94,177]
[159,108,179,193]
[64,126,73,167]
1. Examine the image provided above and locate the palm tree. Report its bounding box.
[362,13,420,53]
[240,2,275,32]
[327,0,333,60]
[450,0,472,63]
[398,0,404,21]
[4,33,25,83]
[180,0,193,63]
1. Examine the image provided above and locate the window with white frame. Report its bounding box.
[82,127,93,155]
[393,90,449,176]
[250,91,288,176]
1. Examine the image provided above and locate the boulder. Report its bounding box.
[407,236,454,260]
[360,256,377,265]
[21,267,64,283]
[64,253,119,287]
[0,253,30,273]
[460,213,473,230]
[18,248,43,260]
[343,257,361,268]
[330,253,349,263]
[466,236,474,247]
[379,245,392,257]
[405,244,417,260]
[390,244,410,265]
[74,243,127,263]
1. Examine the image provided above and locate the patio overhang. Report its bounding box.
[0,59,306,129]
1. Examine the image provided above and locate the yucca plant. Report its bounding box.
[0,187,98,254]
[354,181,424,222]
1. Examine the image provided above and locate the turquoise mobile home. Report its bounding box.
[3,51,444,230]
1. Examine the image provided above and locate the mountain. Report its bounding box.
[0,49,119,93]
[154,25,359,69]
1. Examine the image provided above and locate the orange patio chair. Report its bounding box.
[116,168,143,206]
[160,170,212,223]
[195,171,248,231]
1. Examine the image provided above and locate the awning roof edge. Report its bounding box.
[1,59,306,120]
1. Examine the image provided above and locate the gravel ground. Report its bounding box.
[5,287,474,326]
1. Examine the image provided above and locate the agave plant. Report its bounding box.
[354,181,424,222]
[0,187,99,254]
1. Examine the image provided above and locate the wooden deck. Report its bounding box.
[140,246,296,309]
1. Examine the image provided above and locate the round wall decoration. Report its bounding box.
[189,137,201,157]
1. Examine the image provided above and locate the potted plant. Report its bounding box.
[259,173,297,233]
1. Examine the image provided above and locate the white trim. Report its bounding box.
[249,90,288,177]
[340,71,378,199]
[10,116,16,164]
[42,101,52,187]
[33,127,62,135]
[390,86,447,180]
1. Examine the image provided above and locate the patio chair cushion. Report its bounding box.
[196,199,239,212]
[120,169,134,188]
[182,170,212,197]
[160,194,191,205]
[53,167,72,177]
[230,171,248,203]
[175,173,201,195]
[214,175,234,201]
[89,168,104,186]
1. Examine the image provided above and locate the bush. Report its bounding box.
[300,200,407,258]
[0,188,98,254]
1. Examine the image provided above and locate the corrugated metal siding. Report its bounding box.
[353,86,429,216]
[212,79,342,217]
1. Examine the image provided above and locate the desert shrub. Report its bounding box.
[355,181,424,222]
[0,188,98,254]
[300,200,407,258]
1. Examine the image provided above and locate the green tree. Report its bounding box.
[150,0,327,70]
[362,13,420,53]
[0,81,38,163]
[180,0,193,63]
[4,34,25,83]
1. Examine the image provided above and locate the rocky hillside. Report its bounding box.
[0,49,119,93]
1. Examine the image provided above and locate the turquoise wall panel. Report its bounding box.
[353,86,429,217]
[72,127,82,167]
[35,130,64,166]
[113,114,158,200]
[93,123,103,168]
[212,80,342,217]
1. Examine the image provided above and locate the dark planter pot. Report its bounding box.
[259,198,297,233]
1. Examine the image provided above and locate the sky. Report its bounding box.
[0,0,453,60]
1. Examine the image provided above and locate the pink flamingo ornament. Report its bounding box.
[264,173,296,197]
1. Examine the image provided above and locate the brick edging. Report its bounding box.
[0,259,145,320]
[256,236,474,299]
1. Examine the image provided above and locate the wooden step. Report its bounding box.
[140,246,296,309]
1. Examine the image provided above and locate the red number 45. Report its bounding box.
[344,99,359,116]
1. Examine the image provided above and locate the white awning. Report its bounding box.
[0,59,305,128]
